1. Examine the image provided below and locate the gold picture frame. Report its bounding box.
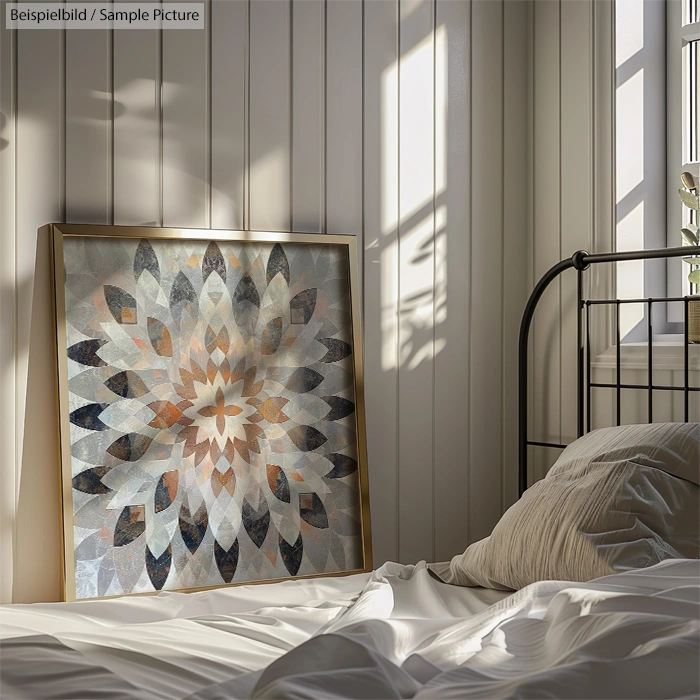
[47,224,371,601]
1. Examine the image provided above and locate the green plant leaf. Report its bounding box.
[681,228,699,245]
[678,188,699,210]
[689,269,700,284]
[683,257,700,265]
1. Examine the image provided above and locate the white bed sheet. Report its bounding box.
[0,563,505,699]
[1,559,698,700]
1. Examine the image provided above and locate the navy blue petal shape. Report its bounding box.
[323,453,358,479]
[70,403,110,431]
[323,396,355,421]
[279,533,303,576]
[215,539,239,583]
[146,545,171,590]
[72,466,112,494]
[242,497,270,548]
[67,339,107,367]
[179,502,209,555]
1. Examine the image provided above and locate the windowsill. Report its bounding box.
[592,340,700,371]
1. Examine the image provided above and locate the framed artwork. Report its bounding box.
[48,224,371,601]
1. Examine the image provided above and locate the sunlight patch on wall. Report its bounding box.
[616,201,645,338]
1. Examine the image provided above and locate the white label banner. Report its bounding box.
[6,3,205,29]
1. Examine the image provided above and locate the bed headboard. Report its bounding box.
[518,245,700,496]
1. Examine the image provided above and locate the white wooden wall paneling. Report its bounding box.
[292,0,324,233]
[66,25,111,223]
[1,0,537,600]
[363,0,399,566]
[249,0,291,232]
[211,0,247,231]
[502,0,529,511]
[113,0,160,226]
[433,0,471,561]
[326,0,363,247]
[560,0,592,443]
[162,0,209,228]
[0,2,17,605]
[13,2,64,603]
[397,0,435,564]
[469,0,504,543]
[532,0,561,485]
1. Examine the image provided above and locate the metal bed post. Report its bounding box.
[518,245,700,498]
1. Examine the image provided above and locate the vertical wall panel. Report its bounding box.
[249,0,291,232]
[560,0,592,442]
[532,0,561,484]
[326,0,363,244]
[433,0,471,561]
[0,10,17,605]
[397,0,435,564]
[291,0,324,232]
[113,3,160,226]
[13,9,64,603]
[502,0,529,510]
[65,27,111,223]
[162,0,209,228]
[211,0,247,230]
[363,0,399,566]
[469,0,504,543]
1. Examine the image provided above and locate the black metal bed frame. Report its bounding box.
[518,245,700,497]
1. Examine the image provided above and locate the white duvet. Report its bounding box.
[1,559,698,699]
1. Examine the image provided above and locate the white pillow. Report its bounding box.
[434,422,700,590]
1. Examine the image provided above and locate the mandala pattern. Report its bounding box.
[61,236,363,599]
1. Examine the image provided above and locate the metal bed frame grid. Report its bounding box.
[518,246,700,497]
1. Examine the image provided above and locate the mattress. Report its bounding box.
[1,559,698,699]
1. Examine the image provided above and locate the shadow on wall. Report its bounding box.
[13,227,62,603]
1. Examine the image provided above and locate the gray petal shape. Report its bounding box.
[169,271,198,325]
[203,241,226,282]
[290,288,317,324]
[234,273,261,308]
[266,243,290,286]
[104,285,138,325]
[134,239,160,283]
[286,367,324,393]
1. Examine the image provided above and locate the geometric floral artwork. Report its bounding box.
[51,226,370,600]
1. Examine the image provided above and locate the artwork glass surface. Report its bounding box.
[53,227,369,600]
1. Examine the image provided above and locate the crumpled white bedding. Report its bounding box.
[1,559,698,699]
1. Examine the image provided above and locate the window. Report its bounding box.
[615,0,667,340]
[668,0,700,312]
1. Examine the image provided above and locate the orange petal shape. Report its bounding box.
[258,397,290,423]
[147,401,183,429]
